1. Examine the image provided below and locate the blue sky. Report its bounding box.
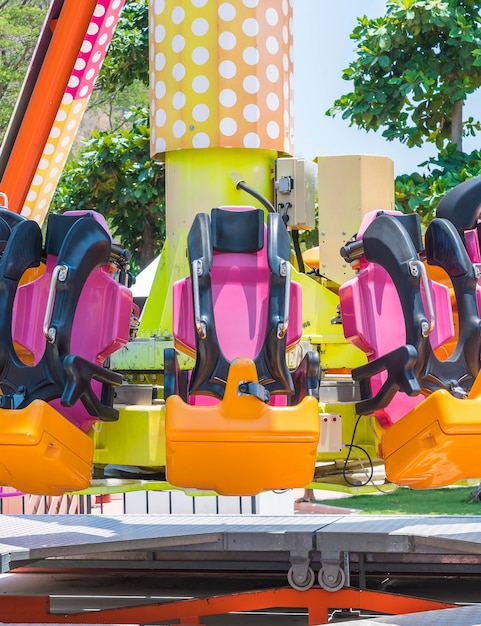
[292,1,480,176]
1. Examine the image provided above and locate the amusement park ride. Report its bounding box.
[2,0,481,624]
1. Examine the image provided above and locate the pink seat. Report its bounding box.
[12,211,132,431]
[339,210,455,427]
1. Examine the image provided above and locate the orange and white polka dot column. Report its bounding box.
[150,0,293,157]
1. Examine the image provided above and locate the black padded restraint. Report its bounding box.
[420,217,481,397]
[436,175,481,231]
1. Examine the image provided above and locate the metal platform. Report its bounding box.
[0,514,480,624]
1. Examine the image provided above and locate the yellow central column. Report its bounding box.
[140,0,293,335]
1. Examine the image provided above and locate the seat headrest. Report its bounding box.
[211,208,264,253]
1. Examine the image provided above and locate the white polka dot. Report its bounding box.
[243,18,259,37]
[60,136,71,147]
[55,110,67,122]
[49,127,61,139]
[243,75,260,94]
[54,152,65,164]
[32,214,41,223]
[192,104,210,122]
[173,91,186,109]
[282,0,289,15]
[218,3,236,21]
[68,76,79,89]
[80,39,92,54]
[282,25,288,43]
[173,120,186,138]
[192,0,208,6]
[44,144,54,155]
[192,75,209,93]
[265,8,279,26]
[220,118,237,136]
[106,15,115,28]
[266,64,279,83]
[38,198,47,209]
[243,132,260,148]
[283,80,289,99]
[150,42,155,62]
[26,190,37,202]
[155,52,166,71]
[219,89,237,107]
[192,132,210,148]
[93,51,102,64]
[155,138,166,153]
[21,207,32,217]
[172,34,185,52]
[192,46,209,64]
[289,43,294,62]
[219,60,236,79]
[172,6,185,24]
[154,0,165,14]
[32,174,43,186]
[87,22,99,36]
[79,85,89,98]
[173,63,186,80]
[112,0,122,9]
[155,80,166,99]
[99,33,108,46]
[151,127,156,144]
[266,36,279,54]
[74,58,86,71]
[94,4,106,17]
[192,17,208,36]
[155,24,165,43]
[156,109,167,127]
[243,47,259,65]
[243,104,260,123]
[43,183,53,193]
[243,0,258,6]
[219,31,236,50]
[61,92,73,105]
[267,121,279,139]
[266,93,279,111]
[284,109,289,127]
[283,53,289,72]
[73,102,83,114]
[86,68,95,80]
[48,167,59,179]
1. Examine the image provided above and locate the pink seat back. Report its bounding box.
[12,211,132,431]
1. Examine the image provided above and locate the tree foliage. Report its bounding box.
[0,1,47,141]
[327,0,481,151]
[52,108,165,272]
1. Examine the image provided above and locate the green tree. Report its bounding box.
[327,0,481,152]
[52,107,165,272]
[0,1,47,141]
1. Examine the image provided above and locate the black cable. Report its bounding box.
[291,229,305,273]
[235,180,276,213]
[342,414,374,487]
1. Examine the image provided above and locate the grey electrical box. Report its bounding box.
[274,157,316,230]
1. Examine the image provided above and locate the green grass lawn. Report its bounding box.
[317,486,481,515]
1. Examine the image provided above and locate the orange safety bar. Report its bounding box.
[0,0,98,214]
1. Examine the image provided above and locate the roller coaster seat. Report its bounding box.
[165,205,320,494]
[340,210,454,428]
[12,210,132,432]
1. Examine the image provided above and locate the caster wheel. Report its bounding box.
[287,566,315,591]
[318,567,346,592]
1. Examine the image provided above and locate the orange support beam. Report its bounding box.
[0,0,98,214]
[0,588,458,625]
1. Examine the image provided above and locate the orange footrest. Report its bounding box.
[0,399,93,495]
[382,389,481,489]
[165,358,320,495]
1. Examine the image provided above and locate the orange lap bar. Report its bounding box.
[382,379,481,488]
[0,399,93,495]
[165,357,320,496]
